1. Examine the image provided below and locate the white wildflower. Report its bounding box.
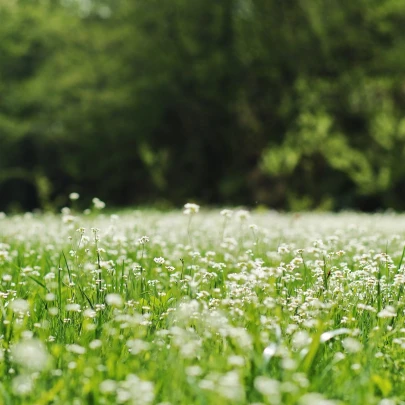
[105,293,124,307]
[100,379,117,394]
[9,299,30,315]
[378,306,397,318]
[154,257,165,265]
[183,203,200,215]
[66,344,86,355]
[93,198,106,209]
[69,192,80,200]
[220,209,233,218]
[12,375,33,396]
[11,339,49,371]
[235,209,250,221]
[342,337,362,353]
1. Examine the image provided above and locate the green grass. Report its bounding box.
[1,207,405,404]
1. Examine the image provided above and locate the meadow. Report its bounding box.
[1,202,405,404]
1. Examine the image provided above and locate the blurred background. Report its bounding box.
[1,0,405,212]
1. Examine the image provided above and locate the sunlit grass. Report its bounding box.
[1,205,405,404]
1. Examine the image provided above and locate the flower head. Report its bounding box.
[183,203,200,215]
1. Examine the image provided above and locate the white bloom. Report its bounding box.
[126,339,150,355]
[217,371,244,401]
[154,257,165,265]
[183,203,200,215]
[66,344,86,355]
[66,303,81,312]
[228,355,245,367]
[342,337,362,353]
[69,192,80,200]
[9,299,30,315]
[84,309,97,318]
[118,374,155,404]
[11,339,49,371]
[100,379,117,394]
[235,209,250,221]
[45,293,56,301]
[89,340,102,350]
[292,331,311,349]
[105,293,124,307]
[185,365,203,377]
[62,215,76,224]
[220,209,233,218]
[254,376,280,398]
[12,375,33,396]
[138,236,150,245]
[0,251,9,261]
[378,306,397,318]
[92,198,106,209]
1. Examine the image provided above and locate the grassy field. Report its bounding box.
[1,205,405,404]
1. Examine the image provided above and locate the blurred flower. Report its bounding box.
[69,192,80,200]
[378,306,397,318]
[12,375,33,396]
[342,337,362,353]
[11,339,49,371]
[106,293,124,307]
[235,209,250,221]
[9,299,30,315]
[183,203,200,215]
[93,198,106,209]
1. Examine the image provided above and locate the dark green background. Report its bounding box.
[1,0,405,212]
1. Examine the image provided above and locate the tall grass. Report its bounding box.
[0,206,405,404]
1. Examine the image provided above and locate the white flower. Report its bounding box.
[0,250,9,261]
[126,339,150,355]
[100,379,117,394]
[220,209,233,218]
[235,209,250,221]
[118,374,155,404]
[89,340,102,350]
[342,337,362,353]
[11,339,49,371]
[12,375,33,396]
[105,293,124,307]
[45,293,56,301]
[154,257,165,265]
[138,236,150,245]
[92,197,106,209]
[217,371,244,401]
[84,309,97,318]
[66,303,81,312]
[69,192,80,200]
[62,215,76,224]
[292,331,311,349]
[378,306,397,318]
[66,344,86,355]
[185,366,203,377]
[9,299,30,315]
[254,376,280,397]
[183,203,200,215]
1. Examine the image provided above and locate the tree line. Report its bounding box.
[1,0,405,211]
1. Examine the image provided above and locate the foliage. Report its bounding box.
[1,0,405,211]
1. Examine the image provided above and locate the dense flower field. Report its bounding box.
[1,204,405,404]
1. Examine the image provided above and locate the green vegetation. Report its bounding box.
[1,205,405,403]
[1,0,405,211]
